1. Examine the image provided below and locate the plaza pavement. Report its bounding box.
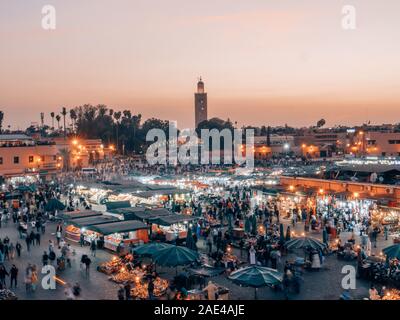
[0,214,393,300]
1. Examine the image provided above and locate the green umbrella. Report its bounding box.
[382,244,400,260]
[153,245,199,268]
[45,198,66,211]
[5,191,22,200]
[16,185,35,193]
[133,243,173,256]
[228,265,283,299]
[285,237,326,251]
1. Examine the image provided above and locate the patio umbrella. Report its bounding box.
[228,265,283,299]
[153,245,199,268]
[45,198,66,211]
[16,185,35,193]
[285,237,326,251]
[133,243,173,257]
[5,191,22,200]
[186,228,198,251]
[382,244,400,260]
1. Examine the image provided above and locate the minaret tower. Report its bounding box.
[194,77,208,128]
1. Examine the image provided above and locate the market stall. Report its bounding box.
[105,200,131,211]
[372,206,400,238]
[87,220,149,252]
[56,210,103,221]
[148,215,198,242]
[64,215,120,243]
[108,207,172,222]
[130,277,169,299]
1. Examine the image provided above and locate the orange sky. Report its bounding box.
[1,0,400,129]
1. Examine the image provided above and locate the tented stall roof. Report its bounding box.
[56,210,103,220]
[87,220,149,235]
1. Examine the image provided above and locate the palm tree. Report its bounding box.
[61,107,67,138]
[69,109,77,133]
[113,111,122,152]
[50,112,55,130]
[55,114,61,131]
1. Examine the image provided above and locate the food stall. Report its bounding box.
[372,206,400,235]
[87,220,149,252]
[130,277,169,299]
[105,200,131,211]
[107,206,147,220]
[56,210,103,221]
[64,215,120,243]
[98,253,136,275]
[148,215,198,242]
[108,207,172,222]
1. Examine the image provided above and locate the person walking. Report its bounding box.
[9,243,15,260]
[48,240,54,253]
[25,236,31,252]
[42,251,49,266]
[16,242,22,257]
[4,243,9,261]
[49,250,56,265]
[29,231,36,247]
[56,224,62,246]
[25,264,33,293]
[79,233,85,247]
[10,265,18,289]
[90,240,96,257]
[83,256,91,278]
[0,264,9,288]
[35,233,41,246]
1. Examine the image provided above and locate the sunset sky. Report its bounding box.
[1,0,400,130]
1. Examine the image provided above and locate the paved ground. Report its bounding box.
[0,215,393,300]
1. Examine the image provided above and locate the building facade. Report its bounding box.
[0,134,61,180]
[364,132,400,157]
[52,137,114,169]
